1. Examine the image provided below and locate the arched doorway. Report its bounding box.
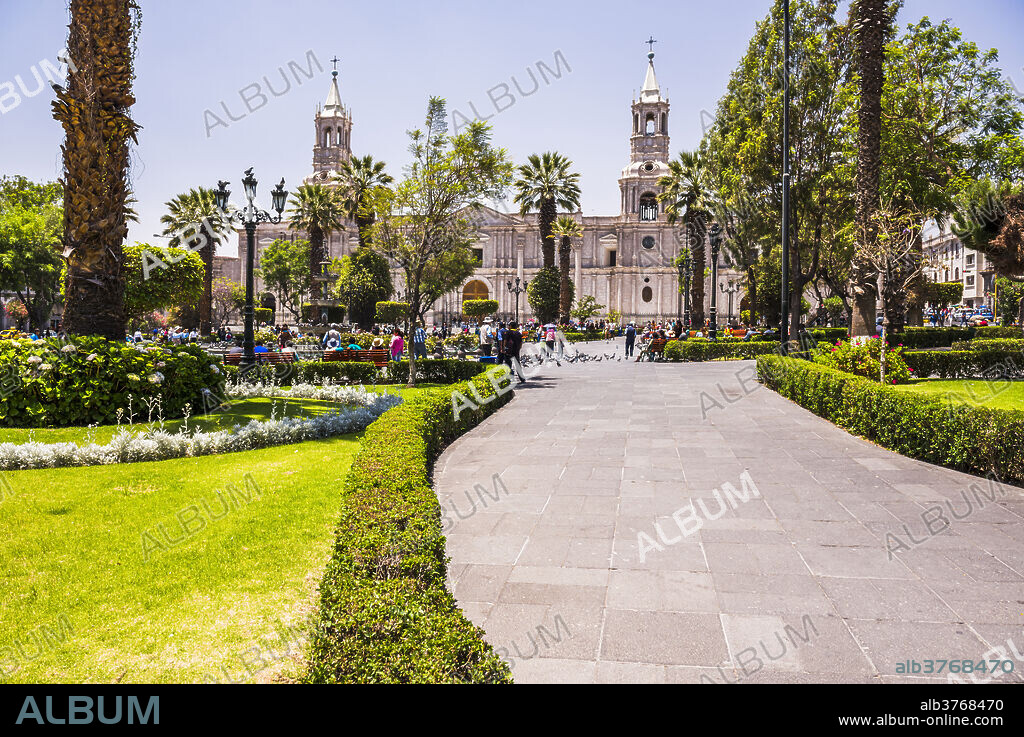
[463,280,489,302]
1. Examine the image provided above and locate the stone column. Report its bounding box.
[574,246,582,298]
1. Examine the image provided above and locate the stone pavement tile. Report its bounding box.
[509,657,596,684]
[534,514,616,539]
[767,499,857,521]
[541,495,587,515]
[442,510,504,536]
[699,527,789,544]
[551,477,621,496]
[565,537,614,568]
[844,619,990,677]
[581,497,619,516]
[665,665,738,684]
[795,544,915,579]
[703,542,809,576]
[481,602,552,651]
[622,466,683,483]
[611,534,707,572]
[853,457,903,472]
[898,547,1022,584]
[739,670,879,684]
[595,661,667,684]
[607,570,717,612]
[450,564,513,604]
[535,605,604,661]
[839,501,903,524]
[961,624,1024,682]
[618,480,659,498]
[893,483,957,503]
[507,566,610,587]
[712,573,835,616]
[445,534,527,566]
[735,613,874,677]
[457,601,493,625]
[601,610,730,666]
[816,576,959,622]
[926,580,1024,625]
[779,520,881,547]
[617,496,689,519]
[516,534,571,567]
[498,582,606,608]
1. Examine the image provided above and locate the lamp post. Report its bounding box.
[214,169,287,372]
[709,224,723,340]
[780,0,792,350]
[507,277,528,323]
[721,279,742,326]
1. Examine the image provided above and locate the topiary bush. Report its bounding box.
[809,328,849,344]
[898,327,973,348]
[950,339,1024,352]
[903,349,1024,379]
[813,338,912,384]
[974,326,1023,340]
[303,369,516,683]
[0,336,225,428]
[664,340,780,362]
[757,355,1024,485]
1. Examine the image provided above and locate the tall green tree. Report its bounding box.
[257,238,311,321]
[331,249,394,329]
[287,183,345,299]
[52,0,141,339]
[335,155,393,248]
[659,150,716,328]
[123,243,203,323]
[513,152,581,269]
[551,215,582,323]
[850,0,900,335]
[0,177,64,331]
[160,187,233,335]
[366,97,513,385]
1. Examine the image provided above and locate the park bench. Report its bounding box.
[323,348,391,367]
[223,351,296,366]
[637,338,668,362]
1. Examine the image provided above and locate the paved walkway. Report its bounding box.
[435,346,1024,683]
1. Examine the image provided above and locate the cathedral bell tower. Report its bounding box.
[311,60,352,181]
[619,43,671,221]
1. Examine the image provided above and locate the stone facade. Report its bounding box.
[218,54,742,325]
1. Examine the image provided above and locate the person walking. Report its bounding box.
[389,329,405,362]
[412,322,428,360]
[624,322,636,358]
[503,321,525,382]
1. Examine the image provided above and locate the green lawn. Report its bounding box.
[894,379,1024,410]
[0,385,438,684]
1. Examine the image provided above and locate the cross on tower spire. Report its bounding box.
[645,36,657,54]
[330,55,340,77]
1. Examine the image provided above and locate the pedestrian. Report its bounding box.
[503,320,525,382]
[390,329,405,362]
[624,322,636,358]
[412,322,428,360]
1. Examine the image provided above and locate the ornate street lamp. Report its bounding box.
[506,277,528,323]
[708,224,723,340]
[215,169,286,371]
[721,279,742,327]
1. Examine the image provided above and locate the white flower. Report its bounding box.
[61,345,78,354]
[148,372,164,384]
[86,353,100,362]
[127,373,141,382]
[156,361,166,368]
[39,364,53,372]
[210,365,220,374]
[26,356,42,365]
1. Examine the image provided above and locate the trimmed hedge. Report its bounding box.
[665,340,782,362]
[303,369,516,683]
[903,350,1024,379]
[387,360,488,384]
[563,331,608,343]
[809,328,849,344]
[757,355,1024,485]
[950,339,1024,352]
[896,327,973,348]
[974,326,1023,339]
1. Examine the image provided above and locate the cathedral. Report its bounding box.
[218,50,742,325]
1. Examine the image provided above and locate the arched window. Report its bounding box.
[955,268,960,281]
[639,193,658,222]
[336,129,343,146]
[634,113,639,133]
[642,286,654,303]
[645,114,655,135]
[661,113,667,135]
[323,127,333,148]
[462,280,489,302]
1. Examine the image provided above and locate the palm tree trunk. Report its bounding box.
[851,0,887,337]
[558,236,572,323]
[54,0,139,340]
[200,228,213,335]
[540,199,556,269]
[746,266,758,327]
[689,220,706,329]
[309,225,325,300]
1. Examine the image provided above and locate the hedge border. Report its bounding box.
[665,340,782,362]
[757,355,1024,485]
[303,368,516,683]
[224,359,488,386]
[903,349,1024,379]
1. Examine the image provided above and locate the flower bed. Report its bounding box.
[303,368,515,684]
[0,336,224,428]
[757,355,1024,485]
[223,359,488,387]
[0,389,400,471]
[813,338,911,384]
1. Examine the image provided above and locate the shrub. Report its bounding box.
[563,331,607,343]
[809,328,849,344]
[254,307,273,325]
[526,266,560,324]
[387,360,487,384]
[950,339,1024,352]
[757,355,1024,485]
[974,326,1023,340]
[813,339,912,384]
[301,304,346,324]
[375,301,408,325]
[223,359,486,387]
[664,340,780,362]
[0,336,225,428]
[903,349,1024,379]
[462,300,499,319]
[897,327,972,348]
[303,369,516,683]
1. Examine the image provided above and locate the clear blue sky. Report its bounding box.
[2,0,1023,253]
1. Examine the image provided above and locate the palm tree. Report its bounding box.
[551,215,583,323]
[160,188,232,335]
[52,0,141,339]
[659,150,714,329]
[850,0,891,336]
[513,153,581,269]
[288,183,345,299]
[335,155,393,249]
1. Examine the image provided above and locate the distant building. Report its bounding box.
[921,221,996,310]
[217,51,742,325]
